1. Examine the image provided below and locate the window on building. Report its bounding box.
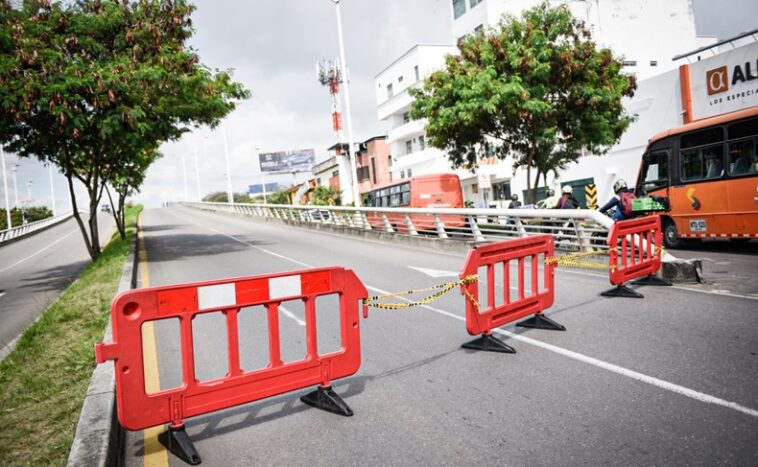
[402,112,410,124]
[414,65,419,81]
[406,168,412,178]
[622,60,637,67]
[492,182,512,201]
[398,75,403,83]
[387,83,394,99]
[470,0,482,7]
[453,0,466,19]
[371,157,377,184]
[332,170,339,178]
[474,24,484,35]
[418,135,426,150]
[357,166,370,181]
[405,140,413,155]
[650,60,658,67]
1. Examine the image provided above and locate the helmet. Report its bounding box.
[562,185,573,194]
[613,179,628,193]
[547,188,555,196]
[511,194,518,200]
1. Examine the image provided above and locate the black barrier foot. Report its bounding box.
[516,314,566,331]
[461,333,516,353]
[158,424,201,465]
[600,285,644,298]
[632,275,672,287]
[301,385,353,417]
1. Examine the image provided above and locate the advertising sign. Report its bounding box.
[690,42,758,120]
[259,148,315,173]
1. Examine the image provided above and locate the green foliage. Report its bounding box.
[410,1,636,202]
[0,1,250,258]
[202,191,250,203]
[266,190,291,205]
[310,185,341,206]
[0,206,52,229]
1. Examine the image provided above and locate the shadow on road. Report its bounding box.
[20,260,90,293]
[675,239,758,255]
[144,233,272,263]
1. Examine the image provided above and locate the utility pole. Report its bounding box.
[181,152,189,202]
[1,147,11,229]
[47,162,56,217]
[222,122,233,204]
[193,146,202,201]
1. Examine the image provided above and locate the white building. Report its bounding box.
[375,45,461,181]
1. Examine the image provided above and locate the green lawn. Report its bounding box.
[0,205,142,466]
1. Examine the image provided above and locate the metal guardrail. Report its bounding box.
[0,211,75,245]
[183,202,614,252]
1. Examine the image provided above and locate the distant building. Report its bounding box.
[354,136,393,194]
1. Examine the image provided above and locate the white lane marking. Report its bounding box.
[366,284,758,419]
[0,228,79,274]
[409,266,459,278]
[279,305,306,326]
[171,211,758,417]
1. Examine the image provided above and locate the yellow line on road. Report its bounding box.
[138,215,169,467]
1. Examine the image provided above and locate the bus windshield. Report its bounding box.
[639,149,669,194]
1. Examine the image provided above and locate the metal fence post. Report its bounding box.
[433,214,448,239]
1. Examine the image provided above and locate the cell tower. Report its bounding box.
[316,59,344,154]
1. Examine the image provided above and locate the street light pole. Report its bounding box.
[331,0,361,207]
[47,162,56,217]
[193,146,202,201]
[1,146,11,229]
[25,179,32,224]
[11,164,20,210]
[181,152,189,202]
[222,122,233,204]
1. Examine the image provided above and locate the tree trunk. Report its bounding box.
[66,173,96,260]
[105,184,126,239]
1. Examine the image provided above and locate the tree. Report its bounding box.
[410,2,636,203]
[266,190,290,205]
[0,1,250,259]
[310,185,341,206]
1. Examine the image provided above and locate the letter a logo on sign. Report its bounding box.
[706,66,729,95]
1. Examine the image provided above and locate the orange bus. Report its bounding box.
[635,107,758,248]
[363,173,464,232]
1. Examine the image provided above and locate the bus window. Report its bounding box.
[400,182,410,206]
[728,139,757,175]
[640,150,669,192]
[681,145,724,181]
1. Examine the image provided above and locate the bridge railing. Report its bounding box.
[0,211,75,245]
[183,202,614,252]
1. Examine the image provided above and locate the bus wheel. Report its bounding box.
[662,218,683,249]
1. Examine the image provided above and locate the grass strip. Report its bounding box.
[0,205,142,466]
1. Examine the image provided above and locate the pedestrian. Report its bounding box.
[508,194,522,209]
[598,179,635,221]
[556,185,579,209]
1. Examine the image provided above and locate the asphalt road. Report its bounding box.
[124,206,758,467]
[0,215,114,361]
[667,240,758,298]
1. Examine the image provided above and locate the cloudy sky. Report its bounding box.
[1,0,756,212]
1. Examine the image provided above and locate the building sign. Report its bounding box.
[259,148,315,173]
[690,42,758,119]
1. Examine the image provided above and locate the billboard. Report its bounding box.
[259,148,315,173]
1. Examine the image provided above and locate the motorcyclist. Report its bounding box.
[541,188,559,209]
[599,179,635,221]
[507,193,522,209]
[556,185,579,209]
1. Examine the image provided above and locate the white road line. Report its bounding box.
[172,212,758,417]
[279,305,306,326]
[0,228,79,274]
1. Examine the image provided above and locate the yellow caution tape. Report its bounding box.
[545,249,615,270]
[363,275,478,310]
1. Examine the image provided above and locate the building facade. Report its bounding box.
[354,136,393,194]
[375,45,463,182]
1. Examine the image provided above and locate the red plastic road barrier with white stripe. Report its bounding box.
[603,216,670,298]
[459,235,564,353]
[96,266,367,463]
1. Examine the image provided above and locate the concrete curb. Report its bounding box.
[67,226,138,467]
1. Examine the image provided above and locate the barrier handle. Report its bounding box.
[363,302,369,319]
[95,342,118,364]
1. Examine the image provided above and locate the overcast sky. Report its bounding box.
[1,0,756,212]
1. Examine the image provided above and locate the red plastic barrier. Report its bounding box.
[604,216,666,298]
[459,235,563,353]
[96,266,367,432]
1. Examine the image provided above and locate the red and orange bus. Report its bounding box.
[363,173,464,231]
[635,107,758,248]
